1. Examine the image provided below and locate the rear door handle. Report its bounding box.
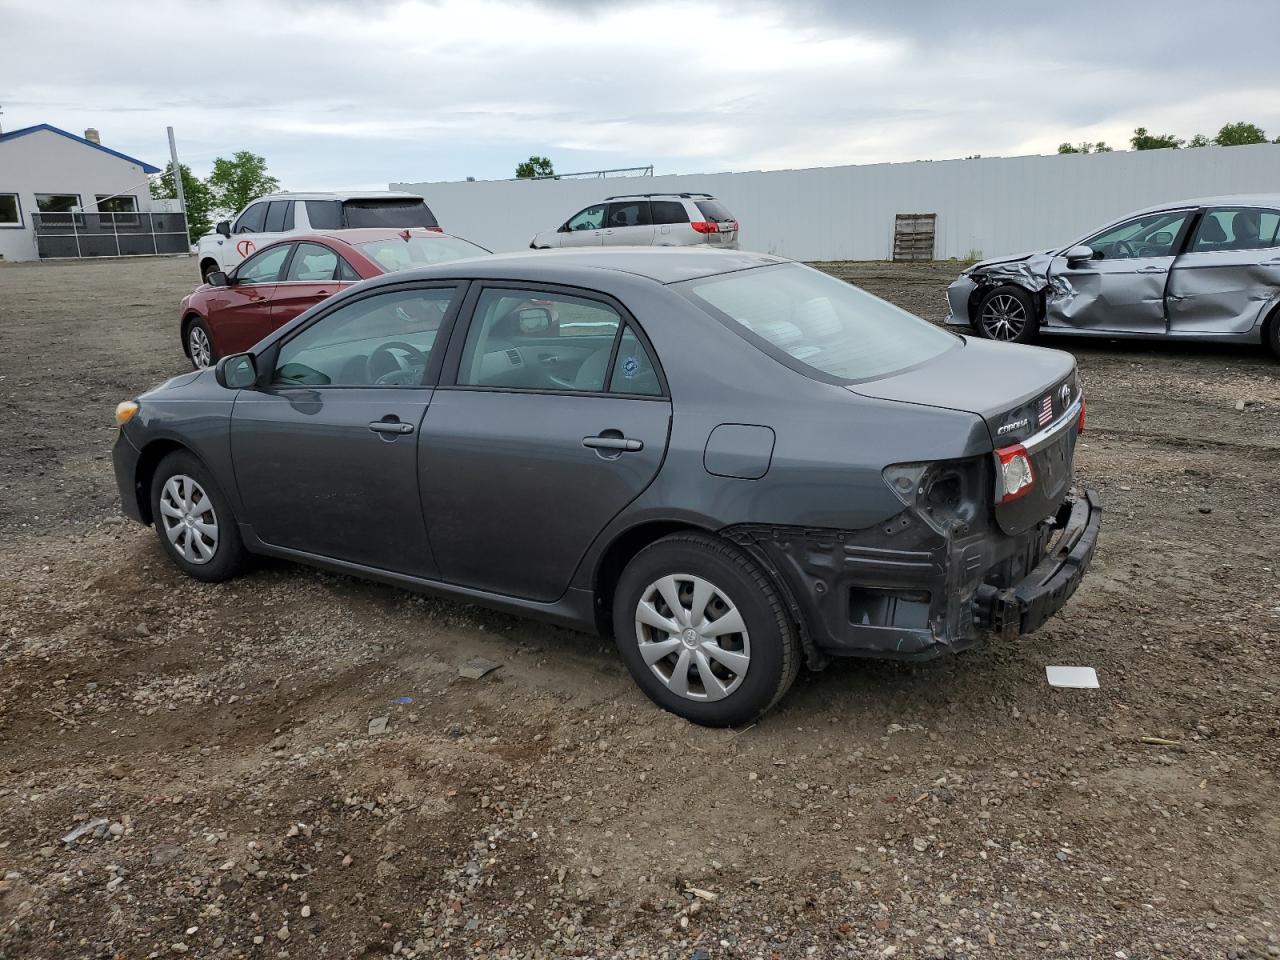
[1137,266,1166,274]
[582,435,642,452]
[369,420,414,435]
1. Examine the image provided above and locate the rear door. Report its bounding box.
[1045,209,1192,334]
[559,204,606,247]
[1167,206,1280,335]
[652,199,691,245]
[603,199,655,246]
[419,283,670,601]
[269,241,358,329]
[208,243,292,353]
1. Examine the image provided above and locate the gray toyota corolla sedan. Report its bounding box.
[113,249,1100,726]
[946,194,1280,358]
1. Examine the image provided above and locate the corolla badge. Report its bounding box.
[997,418,1029,436]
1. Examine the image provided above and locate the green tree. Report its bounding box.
[515,155,555,179]
[1187,133,1211,148]
[1214,121,1267,146]
[1093,141,1113,153]
[1130,127,1184,150]
[150,162,213,243]
[1057,141,1112,154]
[206,151,280,219]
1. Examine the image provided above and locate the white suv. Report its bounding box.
[529,193,739,250]
[196,191,440,280]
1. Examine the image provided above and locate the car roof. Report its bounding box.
[298,228,479,247]
[374,248,788,286]
[251,190,426,202]
[1126,193,1280,216]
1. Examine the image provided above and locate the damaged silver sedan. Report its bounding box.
[945,194,1280,359]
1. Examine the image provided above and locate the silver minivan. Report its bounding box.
[530,193,739,249]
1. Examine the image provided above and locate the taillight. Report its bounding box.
[995,444,1035,503]
[427,225,444,233]
[690,221,718,234]
[1077,395,1086,435]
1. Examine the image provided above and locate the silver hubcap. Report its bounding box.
[981,294,1027,341]
[189,327,212,368]
[634,574,750,702]
[159,475,218,565]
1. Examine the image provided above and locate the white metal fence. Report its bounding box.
[394,143,1280,261]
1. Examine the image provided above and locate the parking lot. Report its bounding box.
[1,255,1278,958]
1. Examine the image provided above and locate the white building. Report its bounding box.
[0,124,163,262]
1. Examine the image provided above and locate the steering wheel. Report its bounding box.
[368,340,428,385]
[1113,239,1137,258]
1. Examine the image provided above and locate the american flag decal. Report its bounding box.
[1037,394,1053,427]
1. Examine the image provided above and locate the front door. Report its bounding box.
[210,243,292,353]
[559,204,606,247]
[230,283,462,576]
[420,284,670,601]
[1167,206,1280,335]
[1046,209,1192,334]
[603,199,655,246]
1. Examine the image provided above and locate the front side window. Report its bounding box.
[356,235,489,273]
[651,200,689,224]
[273,287,456,387]
[234,202,267,234]
[606,200,652,228]
[458,288,624,391]
[1189,207,1280,253]
[285,242,339,281]
[565,205,605,232]
[1084,211,1189,259]
[0,194,21,226]
[235,244,291,284]
[682,262,956,383]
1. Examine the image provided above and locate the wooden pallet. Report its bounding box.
[893,213,936,261]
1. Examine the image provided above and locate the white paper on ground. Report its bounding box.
[1045,665,1099,689]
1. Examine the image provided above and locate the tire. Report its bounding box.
[975,284,1039,344]
[185,317,217,369]
[1266,309,1280,362]
[149,451,249,583]
[200,259,220,283]
[611,533,800,727]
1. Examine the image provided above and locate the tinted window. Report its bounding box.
[683,263,956,383]
[234,202,267,234]
[606,200,652,228]
[356,235,490,273]
[305,200,342,230]
[694,199,734,223]
[283,201,296,231]
[235,244,291,284]
[337,259,361,281]
[0,194,19,226]
[566,205,605,232]
[95,195,137,213]
[1084,211,1189,259]
[1189,207,1280,252]
[458,288,622,391]
[35,193,80,213]
[264,200,289,232]
[273,287,456,387]
[651,200,689,224]
[286,242,339,281]
[609,325,662,396]
[341,199,438,229]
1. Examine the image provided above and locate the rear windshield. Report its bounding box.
[356,235,490,273]
[341,199,439,229]
[681,263,957,383]
[694,199,734,223]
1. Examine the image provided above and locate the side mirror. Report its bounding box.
[1064,244,1095,266]
[206,270,229,287]
[558,223,570,233]
[215,353,258,390]
[216,220,232,238]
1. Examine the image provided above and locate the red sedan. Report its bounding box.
[180,228,490,368]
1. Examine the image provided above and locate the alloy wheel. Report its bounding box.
[980,293,1027,341]
[159,474,218,564]
[189,326,212,368]
[634,574,751,702]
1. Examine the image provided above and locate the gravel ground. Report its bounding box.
[1,255,1277,960]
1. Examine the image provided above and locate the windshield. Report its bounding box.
[342,199,438,229]
[357,235,490,273]
[694,199,734,222]
[682,263,957,382]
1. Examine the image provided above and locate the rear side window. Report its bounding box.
[651,200,689,224]
[683,263,956,383]
[605,200,652,228]
[283,201,296,231]
[264,200,290,232]
[1189,207,1280,252]
[234,202,267,234]
[342,199,439,229]
[305,200,342,230]
[694,199,734,223]
[609,325,662,396]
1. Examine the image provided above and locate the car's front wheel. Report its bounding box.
[975,285,1039,344]
[612,533,800,727]
[149,451,249,583]
[186,317,216,369]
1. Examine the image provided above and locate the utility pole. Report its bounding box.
[166,126,186,213]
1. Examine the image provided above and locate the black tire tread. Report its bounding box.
[976,284,1039,344]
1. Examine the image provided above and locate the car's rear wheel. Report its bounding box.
[976,285,1039,344]
[149,451,248,583]
[612,533,800,727]
[186,318,216,369]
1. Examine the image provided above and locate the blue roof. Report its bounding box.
[0,124,162,174]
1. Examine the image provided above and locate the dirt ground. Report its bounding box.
[1,256,1277,960]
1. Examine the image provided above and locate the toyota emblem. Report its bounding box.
[1059,383,1072,407]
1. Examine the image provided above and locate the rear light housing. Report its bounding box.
[1078,395,1086,434]
[690,221,718,234]
[426,225,444,233]
[995,444,1035,503]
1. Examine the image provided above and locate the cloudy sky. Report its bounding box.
[3,0,1278,189]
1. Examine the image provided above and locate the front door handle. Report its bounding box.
[582,434,642,452]
[1136,266,1166,274]
[369,419,414,435]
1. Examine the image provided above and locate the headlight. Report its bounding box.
[114,400,139,426]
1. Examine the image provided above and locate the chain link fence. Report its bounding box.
[32,211,190,259]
